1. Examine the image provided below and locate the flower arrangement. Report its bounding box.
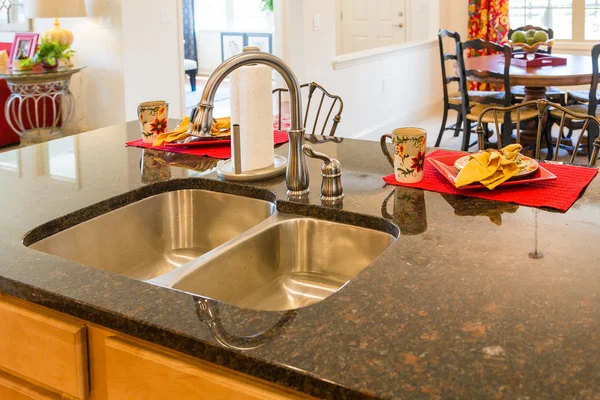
[32,38,75,70]
[19,58,34,69]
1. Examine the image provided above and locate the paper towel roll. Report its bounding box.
[229,64,274,172]
[230,69,241,126]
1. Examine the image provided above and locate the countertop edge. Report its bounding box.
[0,275,375,400]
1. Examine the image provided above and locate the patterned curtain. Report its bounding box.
[467,0,509,91]
[182,0,198,63]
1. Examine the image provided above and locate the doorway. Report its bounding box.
[181,0,276,117]
[340,0,407,54]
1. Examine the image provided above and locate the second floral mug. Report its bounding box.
[380,127,427,184]
[138,100,169,144]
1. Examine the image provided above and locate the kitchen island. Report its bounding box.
[0,122,598,399]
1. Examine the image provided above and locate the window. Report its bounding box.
[509,1,573,39]
[0,0,30,32]
[586,0,600,39]
[509,0,600,41]
[195,0,273,32]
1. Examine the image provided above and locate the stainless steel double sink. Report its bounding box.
[26,187,397,312]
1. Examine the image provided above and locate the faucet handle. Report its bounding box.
[303,144,332,164]
[303,145,344,202]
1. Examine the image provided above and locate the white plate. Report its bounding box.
[454,152,539,178]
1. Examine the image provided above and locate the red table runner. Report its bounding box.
[126,131,289,160]
[383,150,598,212]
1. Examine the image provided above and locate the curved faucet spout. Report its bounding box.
[188,51,309,196]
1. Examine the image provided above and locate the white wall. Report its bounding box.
[439,0,468,39]
[279,0,443,139]
[196,31,222,74]
[121,0,184,122]
[409,0,440,42]
[33,14,126,130]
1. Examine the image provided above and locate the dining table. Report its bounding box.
[463,53,598,156]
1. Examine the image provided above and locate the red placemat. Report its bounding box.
[126,131,289,160]
[383,150,598,212]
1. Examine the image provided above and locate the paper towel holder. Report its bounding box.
[188,51,309,197]
[217,124,288,182]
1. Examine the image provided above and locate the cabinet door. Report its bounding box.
[0,369,62,400]
[0,297,89,399]
[105,336,312,400]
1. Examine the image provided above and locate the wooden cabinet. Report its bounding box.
[0,294,312,400]
[104,336,311,400]
[0,296,88,399]
[0,370,62,400]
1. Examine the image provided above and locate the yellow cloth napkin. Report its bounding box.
[152,117,231,147]
[454,144,523,190]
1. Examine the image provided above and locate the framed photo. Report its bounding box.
[247,33,273,54]
[221,33,246,61]
[9,33,39,64]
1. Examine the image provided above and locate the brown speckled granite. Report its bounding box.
[0,121,599,399]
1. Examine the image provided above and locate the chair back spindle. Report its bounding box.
[476,99,600,166]
[273,82,343,137]
[438,29,462,106]
[456,39,513,150]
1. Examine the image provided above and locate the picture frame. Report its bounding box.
[221,33,246,62]
[9,33,39,65]
[247,33,273,54]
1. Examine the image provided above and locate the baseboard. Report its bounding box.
[352,99,443,140]
[198,69,215,77]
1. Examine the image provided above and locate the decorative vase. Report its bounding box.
[41,59,59,71]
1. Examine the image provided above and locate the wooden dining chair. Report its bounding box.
[567,43,600,105]
[474,100,554,160]
[547,43,600,161]
[507,25,565,105]
[457,39,538,152]
[475,99,600,166]
[435,29,504,147]
[436,29,464,147]
[273,82,343,137]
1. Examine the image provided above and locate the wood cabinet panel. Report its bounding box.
[0,369,62,400]
[105,336,313,400]
[0,296,89,399]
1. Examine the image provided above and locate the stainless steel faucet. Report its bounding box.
[188,51,310,197]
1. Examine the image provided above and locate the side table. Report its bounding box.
[0,65,85,140]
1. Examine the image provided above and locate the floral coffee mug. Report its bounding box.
[138,100,169,144]
[380,128,427,184]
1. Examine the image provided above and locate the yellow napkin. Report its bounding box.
[152,117,231,147]
[212,117,230,133]
[454,144,523,190]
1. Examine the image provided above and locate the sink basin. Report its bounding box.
[166,217,396,311]
[28,189,276,280]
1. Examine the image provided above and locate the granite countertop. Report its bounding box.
[0,122,599,399]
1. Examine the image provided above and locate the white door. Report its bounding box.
[341,0,406,54]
